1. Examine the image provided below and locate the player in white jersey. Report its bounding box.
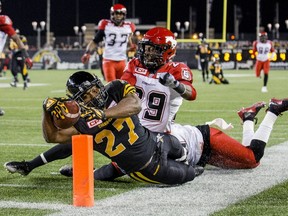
[121,55,197,133]
[81,4,136,82]
[252,32,275,93]
[0,0,33,115]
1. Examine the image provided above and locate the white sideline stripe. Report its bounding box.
[0,143,51,147]
[0,83,49,88]
[0,184,117,191]
[0,141,288,215]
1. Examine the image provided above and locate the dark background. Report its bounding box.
[2,0,288,37]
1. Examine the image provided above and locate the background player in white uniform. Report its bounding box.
[0,0,33,115]
[81,4,136,82]
[252,32,275,93]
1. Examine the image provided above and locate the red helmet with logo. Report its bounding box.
[137,27,177,70]
[259,32,268,43]
[110,4,127,25]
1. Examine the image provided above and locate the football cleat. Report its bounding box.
[0,108,4,116]
[194,165,204,177]
[4,161,31,176]
[59,165,73,177]
[23,81,28,90]
[267,98,288,116]
[261,86,268,93]
[237,101,266,124]
[10,82,17,87]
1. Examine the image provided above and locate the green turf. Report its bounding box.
[0,69,288,215]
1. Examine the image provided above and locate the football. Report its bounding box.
[53,100,81,129]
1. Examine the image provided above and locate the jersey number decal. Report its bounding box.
[95,118,138,157]
[107,33,128,47]
[258,47,270,54]
[136,87,166,121]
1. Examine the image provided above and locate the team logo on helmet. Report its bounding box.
[166,36,177,49]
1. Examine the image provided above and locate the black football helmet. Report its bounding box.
[66,71,108,109]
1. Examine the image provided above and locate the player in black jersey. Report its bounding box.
[40,71,201,185]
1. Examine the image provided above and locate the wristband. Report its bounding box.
[173,82,186,95]
[85,50,91,54]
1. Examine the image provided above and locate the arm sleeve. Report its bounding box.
[92,30,105,44]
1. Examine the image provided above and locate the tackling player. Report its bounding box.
[252,32,275,93]
[0,0,33,115]
[81,4,136,82]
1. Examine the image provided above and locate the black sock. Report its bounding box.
[28,144,72,170]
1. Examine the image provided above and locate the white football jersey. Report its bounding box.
[134,73,183,133]
[253,40,274,62]
[171,123,204,166]
[98,19,135,61]
[0,31,7,53]
[122,58,196,133]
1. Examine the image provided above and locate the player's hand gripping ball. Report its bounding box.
[43,98,81,129]
[53,100,81,129]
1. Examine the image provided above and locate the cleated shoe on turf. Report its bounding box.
[59,165,73,177]
[4,161,31,176]
[10,82,17,87]
[0,108,4,116]
[194,165,204,177]
[23,81,28,90]
[237,101,266,124]
[267,98,288,116]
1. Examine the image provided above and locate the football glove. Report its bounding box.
[81,53,90,64]
[159,72,178,88]
[80,104,106,121]
[158,72,186,94]
[128,43,137,52]
[43,97,70,120]
[20,49,33,69]
[25,58,33,69]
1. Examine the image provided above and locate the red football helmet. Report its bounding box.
[110,4,127,25]
[259,32,268,43]
[138,27,177,70]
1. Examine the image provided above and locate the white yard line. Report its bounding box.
[1,141,288,216]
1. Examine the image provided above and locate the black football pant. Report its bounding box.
[11,52,28,82]
[200,59,209,81]
[129,134,196,185]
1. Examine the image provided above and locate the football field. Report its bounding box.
[0,68,288,215]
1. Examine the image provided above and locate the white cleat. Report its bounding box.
[261,86,268,93]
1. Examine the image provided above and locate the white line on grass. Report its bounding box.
[1,141,288,215]
[0,143,51,147]
[0,83,49,88]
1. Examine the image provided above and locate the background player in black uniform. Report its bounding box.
[209,57,229,84]
[18,71,200,185]
[9,34,30,90]
[195,38,212,82]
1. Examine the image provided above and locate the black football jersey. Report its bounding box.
[74,80,157,173]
